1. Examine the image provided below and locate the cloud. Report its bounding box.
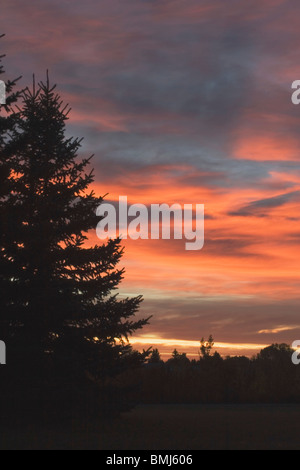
[258,326,297,334]
[229,191,300,217]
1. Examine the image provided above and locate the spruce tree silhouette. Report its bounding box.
[148,348,163,364]
[0,70,150,421]
[0,36,22,366]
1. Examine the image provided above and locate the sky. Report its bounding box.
[2,0,300,357]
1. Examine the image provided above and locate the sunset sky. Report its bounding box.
[2,0,300,357]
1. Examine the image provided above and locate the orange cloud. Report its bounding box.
[234,133,300,161]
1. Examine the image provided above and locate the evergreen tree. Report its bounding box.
[148,348,162,364]
[0,35,21,187]
[1,74,150,419]
[0,35,22,335]
[167,349,190,367]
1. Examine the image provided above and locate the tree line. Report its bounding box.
[133,341,300,404]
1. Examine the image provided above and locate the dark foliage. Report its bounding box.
[0,42,150,422]
[135,343,300,404]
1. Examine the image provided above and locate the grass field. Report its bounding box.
[1,404,300,450]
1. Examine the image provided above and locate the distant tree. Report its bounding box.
[167,349,190,367]
[199,335,214,359]
[256,343,293,362]
[212,351,222,361]
[172,349,180,359]
[0,75,150,419]
[148,348,163,364]
[253,344,296,403]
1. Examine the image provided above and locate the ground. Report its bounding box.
[1,404,299,450]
